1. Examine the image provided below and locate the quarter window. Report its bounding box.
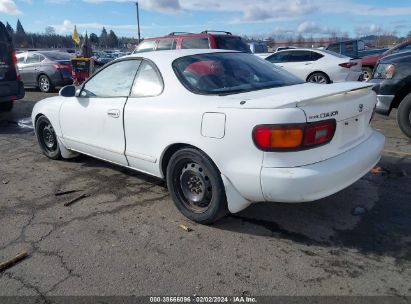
[181,38,210,49]
[81,60,141,97]
[26,53,41,64]
[131,61,163,97]
[157,38,177,51]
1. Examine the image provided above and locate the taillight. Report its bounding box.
[253,120,336,151]
[12,51,21,80]
[339,62,357,69]
[53,64,71,71]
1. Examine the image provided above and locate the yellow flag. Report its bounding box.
[72,25,80,45]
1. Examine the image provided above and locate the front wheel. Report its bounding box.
[166,148,228,224]
[0,101,13,112]
[35,115,62,159]
[397,92,411,139]
[307,72,330,84]
[38,75,54,93]
[362,67,373,82]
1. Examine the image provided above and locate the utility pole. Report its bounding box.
[135,2,141,43]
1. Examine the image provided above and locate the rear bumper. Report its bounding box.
[0,80,25,102]
[260,130,385,203]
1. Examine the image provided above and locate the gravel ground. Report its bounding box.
[0,91,410,300]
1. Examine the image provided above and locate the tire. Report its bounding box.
[307,72,330,84]
[166,148,228,224]
[362,67,373,82]
[38,75,54,93]
[397,92,411,139]
[0,101,13,112]
[35,115,62,160]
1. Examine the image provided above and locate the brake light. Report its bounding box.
[253,120,336,151]
[339,62,357,69]
[53,64,71,71]
[12,51,21,80]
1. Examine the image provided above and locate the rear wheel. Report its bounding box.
[397,92,411,139]
[35,115,62,159]
[307,72,330,84]
[166,148,228,224]
[38,75,54,93]
[362,67,373,82]
[0,101,13,112]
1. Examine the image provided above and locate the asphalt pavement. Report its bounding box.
[0,90,410,299]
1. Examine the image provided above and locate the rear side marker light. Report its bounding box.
[253,119,336,151]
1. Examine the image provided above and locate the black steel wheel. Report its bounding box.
[35,115,62,159]
[38,75,54,93]
[166,148,228,224]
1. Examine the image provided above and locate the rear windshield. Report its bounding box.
[173,52,303,95]
[0,24,15,81]
[42,52,73,61]
[321,49,349,58]
[214,36,251,53]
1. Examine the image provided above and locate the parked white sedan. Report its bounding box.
[265,48,363,84]
[32,49,384,224]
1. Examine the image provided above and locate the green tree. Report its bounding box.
[6,22,14,35]
[99,27,108,48]
[15,19,28,47]
[108,30,118,48]
[89,33,99,45]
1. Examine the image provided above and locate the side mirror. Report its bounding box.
[59,85,76,97]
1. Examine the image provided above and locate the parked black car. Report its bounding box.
[370,51,411,138]
[16,51,73,93]
[0,21,25,112]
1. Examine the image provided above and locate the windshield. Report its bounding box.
[173,52,303,95]
[214,36,251,53]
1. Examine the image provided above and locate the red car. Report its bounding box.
[362,39,411,81]
[133,31,251,54]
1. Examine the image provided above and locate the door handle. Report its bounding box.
[107,109,120,118]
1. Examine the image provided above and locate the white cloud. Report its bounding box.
[0,0,22,15]
[297,21,334,34]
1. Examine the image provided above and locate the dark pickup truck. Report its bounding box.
[370,51,411,138]
[0,21,25,112]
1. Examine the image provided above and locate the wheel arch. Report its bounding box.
[391,82,411,110]
[160,143,214,178]
[306,70,330,83]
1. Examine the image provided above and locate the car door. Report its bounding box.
[278,50,314,79]
[60,59,141,166]
[123,60,164,174]
[22,53,41,85]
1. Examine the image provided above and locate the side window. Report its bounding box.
[81,60,141,97]
[135,40,156,53]
[310,51,324,61]
[157,38,177,51]
[26,53,40,64]
[181,38,210,49]
[266,51,290,63]
[131,61,163,97]
[287,51,312,62]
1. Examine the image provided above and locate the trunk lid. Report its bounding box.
[219,82,378,167]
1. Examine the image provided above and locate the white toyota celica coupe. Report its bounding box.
[32,49,385,224]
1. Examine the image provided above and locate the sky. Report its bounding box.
[0,0,410,39]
